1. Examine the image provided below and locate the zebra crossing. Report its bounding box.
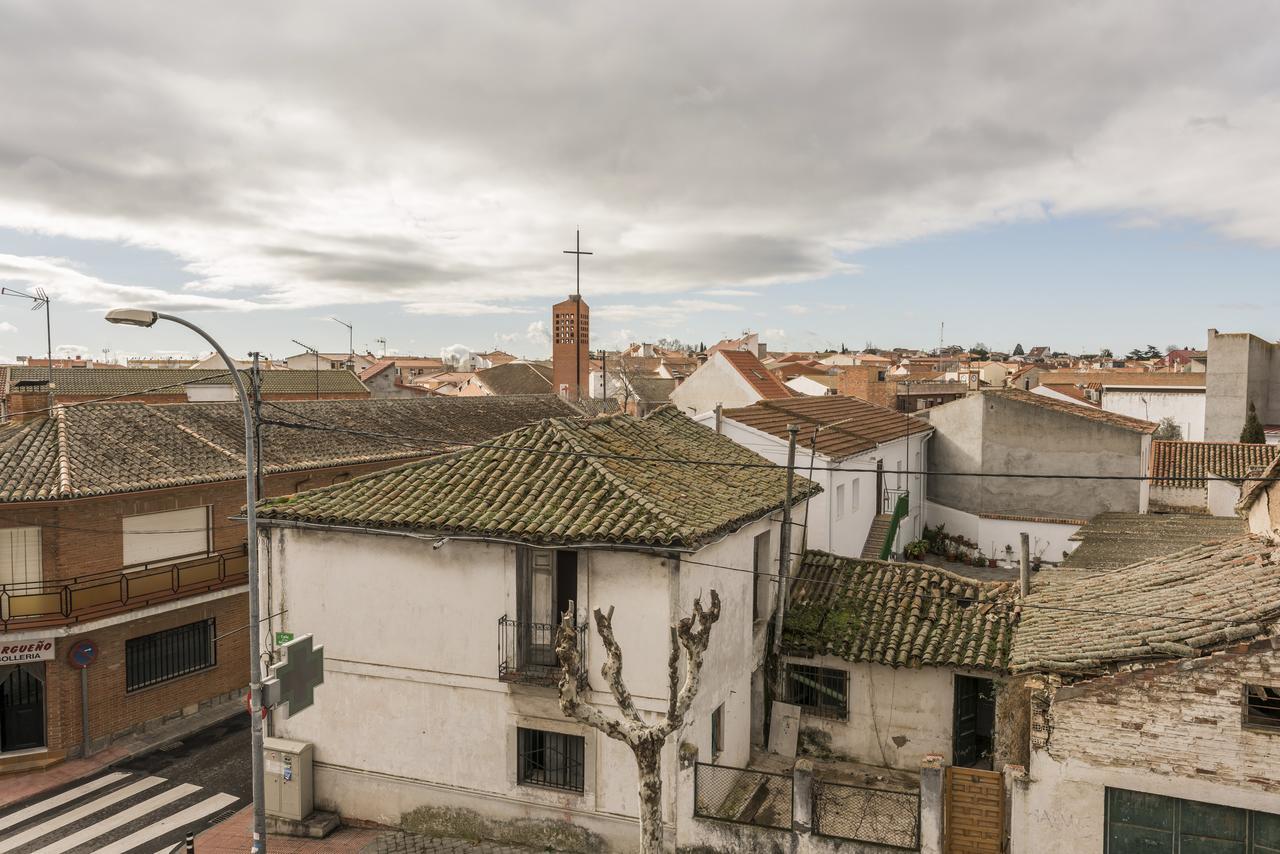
[0,770,240,854]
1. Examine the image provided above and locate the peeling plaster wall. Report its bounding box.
[1011,642,1280,853]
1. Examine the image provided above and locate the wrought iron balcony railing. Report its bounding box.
[0,544,249,630]
[498,615,587,686]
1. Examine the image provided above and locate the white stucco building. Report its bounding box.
[669,349,795,418]
[695,395,932,559]
[254,408,814,852]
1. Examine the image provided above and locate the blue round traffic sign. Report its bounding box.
[68,638,98,669]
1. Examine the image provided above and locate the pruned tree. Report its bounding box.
[556,591,721,854]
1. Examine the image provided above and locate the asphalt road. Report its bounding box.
[0,713,251,853]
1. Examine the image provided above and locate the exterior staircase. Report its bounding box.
[861,513,895,559]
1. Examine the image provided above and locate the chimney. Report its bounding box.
[8,380,51,424]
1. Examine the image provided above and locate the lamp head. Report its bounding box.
[105,308,159,328]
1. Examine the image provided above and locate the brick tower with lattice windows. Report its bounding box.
[552,294,589,400]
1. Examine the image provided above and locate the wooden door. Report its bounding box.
[945,766,1003,854]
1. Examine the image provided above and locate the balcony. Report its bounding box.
[881,488,909,515]
[498,615,587,686]
[0,544,249,631]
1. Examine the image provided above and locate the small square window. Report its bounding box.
[711,704,724,760]
[785,664,848,720]
[1244,684,1280,731]
[517,728,585,793]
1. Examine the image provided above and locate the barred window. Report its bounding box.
[786,664,848,719]
[1245,684,1280,731]
[126,619,216,692]
[517,728,585,793]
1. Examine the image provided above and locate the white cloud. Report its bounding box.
[784,305,810,316]
[0,321,16,333]
[0,1,1278,315]
[525,320,549,347]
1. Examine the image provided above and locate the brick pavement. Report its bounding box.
[195,807,543,854]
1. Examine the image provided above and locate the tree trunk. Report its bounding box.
[635,740,664,854]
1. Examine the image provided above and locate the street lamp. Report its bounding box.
[105,308,269,854]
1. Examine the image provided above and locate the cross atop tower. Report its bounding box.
[563,229,592,298]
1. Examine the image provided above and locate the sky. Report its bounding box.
[1,1,1279,362]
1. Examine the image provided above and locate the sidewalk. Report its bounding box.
[197,807,543,853]
[0,694,245,810]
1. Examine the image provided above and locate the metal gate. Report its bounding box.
[944,766,1003,854]
[0,663,45,752]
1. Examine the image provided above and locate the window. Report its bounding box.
[0,527,41,587]
[835,485,845,520]
[126,619,216,691]
[753,531,771,621]
[517,728,585,793]
[850,480,861,512]
[1244,684,1280,731]
[122,507,212,567]
[711,704,724,760]
[895,461,903,489]
[1105,787,1280,853]
[785,664,848,719]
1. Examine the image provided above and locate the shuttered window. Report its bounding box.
[0,527,41,587]
[122,507,211,567]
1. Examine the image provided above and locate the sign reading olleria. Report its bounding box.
[262,634,325,718]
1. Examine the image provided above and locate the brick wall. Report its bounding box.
[835,366,896,409]
[1038,639,1280,796]
[47,593,249,754]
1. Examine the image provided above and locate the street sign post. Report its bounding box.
[262,634,324,719]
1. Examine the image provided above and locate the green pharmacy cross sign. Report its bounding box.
[262,634,325,718]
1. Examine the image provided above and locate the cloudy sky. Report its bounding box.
[1,1,1279,362]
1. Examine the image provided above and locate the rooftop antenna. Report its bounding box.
[562,229,593,400]
[1,287,53,403]
[375,336,387,357]
[330,317,353,355]
[292,338,320,399]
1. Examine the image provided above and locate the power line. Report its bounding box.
[257,406,1280,484]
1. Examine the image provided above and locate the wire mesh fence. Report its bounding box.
[693,762,793,831]
[813,779,920,849]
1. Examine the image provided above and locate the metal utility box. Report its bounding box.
[264,736,314,821]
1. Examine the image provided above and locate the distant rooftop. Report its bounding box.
[1060,512,1247,571]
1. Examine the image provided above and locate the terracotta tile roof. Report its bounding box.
[628,376,678,404]
[1012,534,1280,674]
[1149,440,1280,488]
[256,408,818,550]
[1038,371,1206,388]
[0,395,579,502]
[1060,512,1247,570]
[723,396,931,461]
[5,366,368,397]
[785,551,1019,671]
[718,350,796,399]
[984,388,1158,433]
[473,362,554,395]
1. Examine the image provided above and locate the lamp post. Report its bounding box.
[106,308,268,854]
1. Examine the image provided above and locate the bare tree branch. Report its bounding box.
[594,605,642,723]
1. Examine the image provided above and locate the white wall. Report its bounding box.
[669,352,760,417]
[1206,476,1242,518]
[785,655,957,770]
[1102,389,1205,441]
[260,516,773,850]
[696,415,929,558]
[785,375,836,396]
[925,501,1080,565]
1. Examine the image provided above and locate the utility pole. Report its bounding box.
[771,424,800,661]
[1019,532,1031,597]
[251,353,265,498]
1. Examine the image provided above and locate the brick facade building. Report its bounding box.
[0,395,578,771]
[552,294,589,400]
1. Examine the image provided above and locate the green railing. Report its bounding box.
[879,492,910,560]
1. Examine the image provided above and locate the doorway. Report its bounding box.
[0,663,46,753]
[517,548,578,671]
[952,674,995,768]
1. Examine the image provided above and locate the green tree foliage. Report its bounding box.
[1012,343,1024,356]
[1241,401,1266,444]
[1153,417,1182,440]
